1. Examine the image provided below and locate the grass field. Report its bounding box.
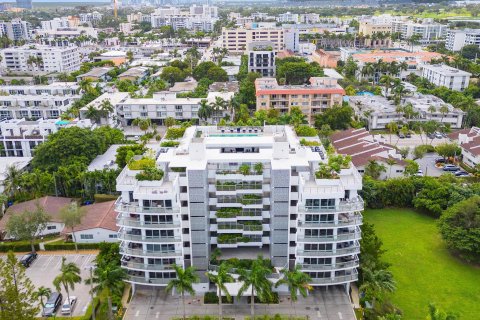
[364,209,480,319]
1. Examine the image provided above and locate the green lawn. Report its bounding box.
[364,209,480,319]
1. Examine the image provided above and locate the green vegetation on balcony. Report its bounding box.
[170,166,186,172]
[165,127,186,140]
[216,181,262,190]
[315,154,351,179]
[216,207,242,218]
[295,125,317,137]
[128,157,155,170]
[217,234,253,244]
[135,167,164,181]
[300,138,320,146]
[218,221,262,231]
[160,140,180,147]
[240,194,262,205]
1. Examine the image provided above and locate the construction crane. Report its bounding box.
[113,0,117,18]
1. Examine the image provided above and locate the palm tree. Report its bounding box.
[60,203,85,252]
[206,262,234,319]
[86,263,127,320]
[2,164,23,197]
[198,99,212,123]
[385,121,398,145]
[166,264,199,320]
[361,63,375,80]
[237,256,273,319]
[439,104,449,124]
[379,75,394,97]
[360,267,396,306]
[364,160,387,180]
[386,158,397,177]
[53,257,82,317]
[275,266,312,317]
[33,286,52,310]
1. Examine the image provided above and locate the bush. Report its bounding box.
[160,140,180,147]
[295,125,317,137]
[44,240,100,251]
[135,167,164,181]
[94,194,118,203]
[165,127,186,140]
[128,157,155,170]
[247,292,279,304]
[0,242,40,252]
[300,138,320,146]
[115,144,146,167]
[203,292,232,304]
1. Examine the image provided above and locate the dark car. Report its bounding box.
[405,132,412,138]
[443,165,460,172]
[20,252,37,267]
[435,157,446,164]
[455,170,469,177]
[398,132,405,139]
[42,292,63,317]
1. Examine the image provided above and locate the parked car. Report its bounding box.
[455,170,469,177]
[61,296,77,315]
[398,132,405,139]
[427,133,435,139]
[443,165,460,172]
[435,157,446,164]
[415,169,424,177]
[435,132,443,139]
[405,132,412,138]
[42,292,63,317]
[20,252,37,267]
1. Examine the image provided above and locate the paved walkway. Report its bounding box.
[125,286,356,320]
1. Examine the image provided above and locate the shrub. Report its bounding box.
[115,144,145,167]
[135,167,164,181]
[300,138,320,146]
[295,125,317,137]
[44,241,100,251]
[94,194,118,203]
[165,127,186,140]
[160,140,180,147]
[170,167,186,172]
[203,292,231,304]
[0,242,40,252]
[128,157,155,170]
[247,292,279,304]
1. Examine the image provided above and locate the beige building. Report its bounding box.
[359,21,392,36]
[255,77,345,124]
[222,27,284,53]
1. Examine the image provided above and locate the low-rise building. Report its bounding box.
[448,127,480,168]
[255,77,345,124]
[421,64,471,91]
[0,118,92,157]
[94,50,127,66]
[312,49,341,68]
[76,67,113,82]
[404,93,464,128]
[349,95,402,130]
[0,157,31,195]
[118,67,150,83]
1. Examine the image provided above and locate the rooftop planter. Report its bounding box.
[165,127,186,140]
[135,167,164,181]
[160,140,180,147]
[295,125,317,137]
[128,157,156,170]
[240,194,262,205]
[315,155,351,180]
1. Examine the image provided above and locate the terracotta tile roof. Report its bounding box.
[447,128,471,140]
[61,200,118,234]
[0,196,74,231]
[461,136,480,156]
[352,51,443,64]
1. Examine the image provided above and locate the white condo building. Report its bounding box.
[392,20,447,44]
[0,19,32,41]
[421,64,471,92]
[0,45,81,73]
[446,29,480,51]
[0,82,81,120]
[116,125,363,291]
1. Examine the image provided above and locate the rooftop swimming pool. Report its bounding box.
[209,134,259,137]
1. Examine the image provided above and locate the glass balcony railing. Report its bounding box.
[122,261,175,271]
[126,276,172,285]
[118,233,181,243]
[120,247,182,257]
[309,274,358,284]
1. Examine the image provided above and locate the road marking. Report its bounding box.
[317,311,322,318]
[156,312,160,318]
[81,255,94,269]
[135,310,139,317]
[55,256,63,269]
[42,256,54,270]
[72,255,81,264]
[338,312,343,319]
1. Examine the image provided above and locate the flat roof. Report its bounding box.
[87,144,124,172]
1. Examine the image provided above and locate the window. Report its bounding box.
[80,234,94,240]
[109,234,117,238]
[47,225,57,230]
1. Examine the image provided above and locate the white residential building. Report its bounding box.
[277,12,299,23]
[150,5,218,32]
[0,19,32,41]
[421,64,471,91]
[0,45,81,73]
[116,125,363,291]
[392,20,447,44]
[446,29,480,52]
[247,42,276,77]
[79,11,103,23]
[41,17,71,30]
[222,27,284,54]
[349,95,403,130]
[0,117,92,157]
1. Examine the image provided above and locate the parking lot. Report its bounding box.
[378,134,449,148]
[3,253,97,317]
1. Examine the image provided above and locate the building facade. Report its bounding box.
[421,64,471,91]
[247,43,276,77]
[222,27,284,54]
[116,125,363,291]
[446,28,480,52]
[255,77,345,124]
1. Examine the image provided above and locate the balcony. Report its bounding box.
[126,276,171,285]
[117,217,181,229]
[120,247,182,257]
[298,197,364,214]
[297,232,361,243]
[298,216,363,228]
[115,198,180,214]
[298,259,359,271]
[122,261,175,271]
[296,245,360,257]
[309,274,358,285]
[118,233,182,243]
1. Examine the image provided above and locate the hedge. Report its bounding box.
[204,292,232,304]
[94,194,118,203]
[44,241,100,251]
[0,242,40,252]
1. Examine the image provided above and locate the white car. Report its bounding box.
[415,169,424,177]
[61,296,77,315]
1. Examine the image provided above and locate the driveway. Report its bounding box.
[124,286,355,320]
[415,153,445,177]
[2,253,97,317]
[377,134,449,148]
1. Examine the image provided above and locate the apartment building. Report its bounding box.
[0,117,92,157]
[405,93,464,128]
[151,5,218,32]
[247,42,276,77]
[222,27,284,54]
[446,28,480,52]
[0,82,80,120]
[349,95,403,130]
[0,45,81,73]
[255,77,345,124]
[79,12,103,23]
[277,12,299,23]
[392,20,447,43]
[0,19,32,41]
[116,125,363,291]
[421,64,471,91]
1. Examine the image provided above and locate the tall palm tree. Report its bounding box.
[386,158,397,178]
[237,256,273,319]
[275,266,312,317]
[206,262,234,319]
[86,263,127,320]
[439,104,449,124]
[33,286,52,310]
[198,99,212,123]
[2,164,23,197]
[166,264,199,320]
[360,267,396,306]
[385,121,398,145]
[379,75,394,97]
[53,257,82,317]
[364,160,387,180]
